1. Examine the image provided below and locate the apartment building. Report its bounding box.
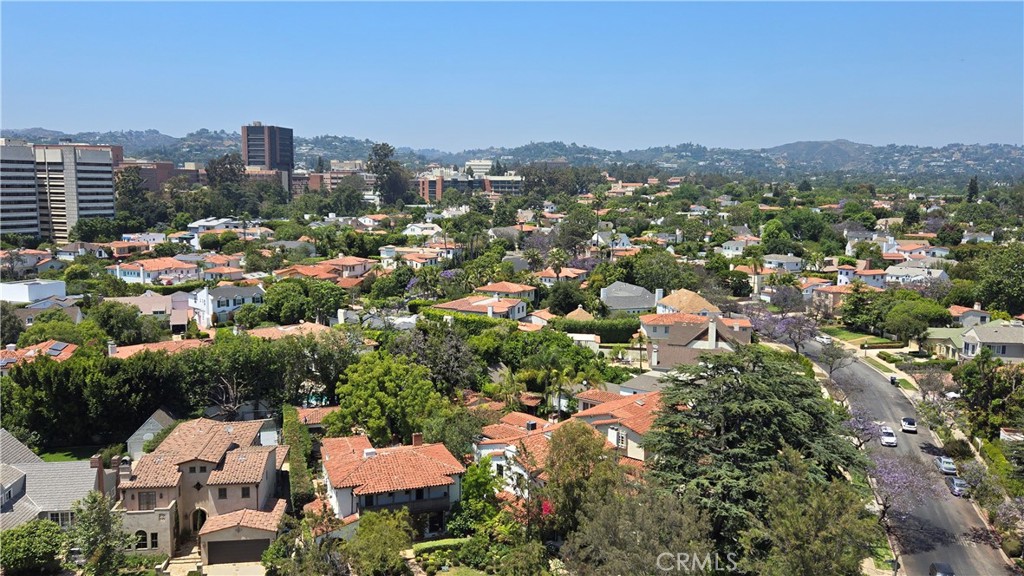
[0,139,40,236]
[35,144,117,242]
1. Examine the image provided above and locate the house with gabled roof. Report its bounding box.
[949,303,991,328]
[638,313,751,369]
[115,417,286,563]
[476,281,537,302]
[126,408,178,460]
[599,282,658,314]
[0,340,78,377]
[188,285,265,328]
[433,295,527,320]
[572,392,662,466]
[320,434,465,537]
[656,288,720,316]
[1,429,118,531]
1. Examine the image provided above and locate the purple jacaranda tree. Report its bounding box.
[843,406,880,449]
[871,452,945,527]
[750,306,819,355]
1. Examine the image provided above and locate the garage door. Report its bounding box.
[207,539,271,564]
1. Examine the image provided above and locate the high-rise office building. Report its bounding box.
[242,122,294,171]
[35,144,116,242]
[0,139,41,236]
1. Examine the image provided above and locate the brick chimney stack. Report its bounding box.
[411,432,423,446]
[90,454,105,496]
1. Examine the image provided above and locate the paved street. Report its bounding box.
[803,340,1017,576]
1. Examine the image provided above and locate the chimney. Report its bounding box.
[5,344,14,352]
[118,456,133,491]
[974,302,982,311]
[90,454,105,496]
[600,287,608,301]
[655,288,664,302]
[487,306,494,318]
[708,318,718,347]
[411,433,423,446]
[107,340,117,357]
[526,421,538,432]
[362,448,377,459]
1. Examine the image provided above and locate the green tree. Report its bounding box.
[263,281,311,325]
[422,406,487,460]
[630,250,687,293]
[324,351,448,445]
[564,483,712,576]
[89,301,147,345]
[739,447,878,576]
[17,318,108,348]
[346,509,413,576]
[967,175,980,203]
[541,421,624,539]
[206,153,245,189]
[557,204,598,256]
[0,519,65,575]
[1,301,25,345]
[546,248,569,281]
[199,232,222,251]
[645,346,862,544]
[937,223,963,247]
[233,303,264,329]
[954,347,1009,438]
[545,281,588,316]
[498,541,550,576]
[69,491,133,576]
[307,280,348,325]
[977,244,1024,315]
[447,455,501,535]
[367,143,410,206]
[797,179,813,192]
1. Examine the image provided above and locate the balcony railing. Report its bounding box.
[365,496,451,515]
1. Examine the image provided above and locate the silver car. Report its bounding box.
[880,426,898,447]
[946,476,969,497]
[935,456,958,475]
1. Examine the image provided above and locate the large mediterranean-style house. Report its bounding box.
[188,285,266,329]
[116,418,287,565]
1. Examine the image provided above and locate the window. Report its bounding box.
[495,464,504,478]
[365,494,374,507]
[416,488,424,501]
[617,431,627,449]
[252,295,263,304]
[139,492,157,510]
[135,530,148,550]
[217,488,227,500]
[49,512,75,528]
[241,487,250,499]
[150,533,158,549]
[199,466,207,473]
[189,466,196,473]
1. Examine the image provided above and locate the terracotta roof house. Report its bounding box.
[638,313,751,370]
[115,417,282,562]
[0,340,78,377]
[296,406,340,433]
[106,258,200,286]
[565,305,595,321]
[108,339,209,360]
[949,304,991,328]
[573,392,662,465]
[476,281,537,302]
[321,435,465,536]
[811,283,883,314]
[433,296,527,321]
[245,322,331,340]
[656,288,720,316]
[534,267,588,286]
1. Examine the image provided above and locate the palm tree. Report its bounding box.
[523,248,544,272]
[547,248,569,282]
[495,367,524,412]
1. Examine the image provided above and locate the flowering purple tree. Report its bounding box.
[843,407,880,449]
[871,452,945,526]
[750,306,819,355]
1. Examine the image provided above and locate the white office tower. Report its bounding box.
[35,145,115,242]
[0,139,40,236]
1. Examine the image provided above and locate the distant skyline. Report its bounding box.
[2,2,1022,152]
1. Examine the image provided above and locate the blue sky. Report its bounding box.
[2,2,1022,151]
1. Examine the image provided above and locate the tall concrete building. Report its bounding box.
[0,139,40,236]
[241,122,294,171]
[35,144,116,242]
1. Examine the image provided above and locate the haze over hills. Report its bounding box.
[3,127,1021,185]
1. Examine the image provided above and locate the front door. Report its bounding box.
[191,508,207,532]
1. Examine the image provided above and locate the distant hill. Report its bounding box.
[3,128,1021,184]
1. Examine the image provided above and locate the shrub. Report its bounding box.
[860,341,906,349]
[877,351,900,363]
[1003,537,1023,558]
[281,405,315,509]
[407,299,437,314]
[944,438,975,460]
[412,538,470,556]
[547,317,640,344]
[421,308,517,335]
[143,421,183,453]
[0,519,64,575]
[899,358,958,372]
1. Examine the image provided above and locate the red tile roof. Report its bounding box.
[535,267,587,279]
[720,317,752,329]
[639,312,708,326]
[576,389,626,404]
[433,295,523,315]
[110,339,208,359]
[106,257,199,272]
[274,445,290,470]
[481,423,528,440]
[1,340,78,368]
[517,322,543,332]
[477,281,536,294]
[855,269,887,275]
[153,418,264,465]
[814,284,883,294]
[573,392,662,435]
[208,445,276,485]
[321,438,465,495]
[119,453,182,489]
[199,498,287,535]
[500,412,547,430]
[246,323,331,340]
[296,406,340,426]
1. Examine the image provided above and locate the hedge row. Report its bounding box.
[412,537,472,555]
[979,440,1024,497]
[420,307,518,335]
[408,299,439,314]
[146,280,207,295]
[282,405,315,509]
[900,358,958,372]
[860,341,906,350]
[547,317,641,344]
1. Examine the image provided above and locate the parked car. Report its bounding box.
[946,476,969,497]
[814,333,833,345]
[880,426,898,447]
[901,417,917,433]
[928,562,956,576]
[934,456,958,475]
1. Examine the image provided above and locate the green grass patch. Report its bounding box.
[445,568,488,576]
[898,378,917,390]
[870,532,896,571]
[39,445,104,462]
[863,357,893,373]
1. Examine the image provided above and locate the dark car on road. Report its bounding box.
[928,562,955,576]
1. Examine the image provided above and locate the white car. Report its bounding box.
[901,417,918,433]
[880,426,898,447]
[814,334,834,345]
[935,456,958,475]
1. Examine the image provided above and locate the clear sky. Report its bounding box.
[2,2,1022,151]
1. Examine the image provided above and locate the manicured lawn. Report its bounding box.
[40,445,104,462]
[445,568,487,576]
[898,378,917,391]
[412,537,471,554]
[863,357,893,373]
[820,326,891,346]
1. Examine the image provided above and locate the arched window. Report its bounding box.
[135,530,148,550]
